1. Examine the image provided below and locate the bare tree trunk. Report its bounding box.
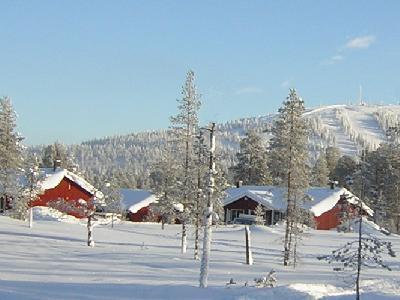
[111,213,114,228]
[87,214,94,247]
[181,222,187,254]
[28,207,33,228]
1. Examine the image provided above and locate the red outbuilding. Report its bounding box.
[30,168,101,218]
[120,189,157,222]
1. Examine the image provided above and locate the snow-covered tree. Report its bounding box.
[333,155,357,188]
[170,70,201,254]
[0,97,24,213]
[254,203,265,225]
[319,195,396,300]
[233,130,271,185]
[102,179,122,228]
[269,89,309,267]
[149,145,181,229]
[193,131,208,260]
[311,151,329,187]
[41,142,71,169]
[325,146,341,179]
[17,154,44,226]
[199,123,216,288]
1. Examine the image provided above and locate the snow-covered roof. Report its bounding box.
[224,185,373,217]
[120,189,157,214]
[39,168,103,199]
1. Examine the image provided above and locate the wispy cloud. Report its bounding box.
[280,80,291,88]
[322,54,344,65]
[322,35,376,66]
[235,86,263,95]
[345,35,376,49]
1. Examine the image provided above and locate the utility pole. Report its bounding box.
[199,122,216,288]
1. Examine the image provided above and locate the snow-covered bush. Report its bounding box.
[254,270,277,288]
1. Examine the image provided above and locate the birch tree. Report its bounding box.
[269,89,309,267]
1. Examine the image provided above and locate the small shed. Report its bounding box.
[120,189,157,222]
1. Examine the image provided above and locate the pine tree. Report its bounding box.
[269,89,309,267]
[333,155,357,187]
[233,130,271,185]
[149,144,181,229]
[325,146,341,179]
[41,142,72,170]
[0,97,24,213]
[102,179,122,228]
[170,70,201,254]
[17,154,44,226]
[311,151,329,186]
[254,203,265,225]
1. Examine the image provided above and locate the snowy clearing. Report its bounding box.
[0,216,399,299]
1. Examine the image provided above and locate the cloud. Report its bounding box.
[322,54,344,65]
[345,35,376,49]
[235,87,263,95]
[280,80,291,88]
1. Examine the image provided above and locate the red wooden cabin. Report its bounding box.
[31,168,100,218]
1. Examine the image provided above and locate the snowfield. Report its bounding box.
[0,215,399,299]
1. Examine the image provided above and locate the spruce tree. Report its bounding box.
[311,151,329,187]
[150,145,181,230]
[325,146,341,179]
[333,155,357,187]
[233,130,271,185]
[170,70,201,254]
[269,89,309,266]
[0,97,24,212]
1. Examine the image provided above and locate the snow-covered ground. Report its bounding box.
[0,214,399,299]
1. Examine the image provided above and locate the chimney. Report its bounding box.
[236,180,243,188]
[329,180,338,190]
[53,158,61,171]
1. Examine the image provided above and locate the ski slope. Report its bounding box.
[0,215,399,299]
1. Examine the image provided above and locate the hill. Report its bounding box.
[30,104,400,187]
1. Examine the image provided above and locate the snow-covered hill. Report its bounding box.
[29,104,400,184]
[0,216,399,299]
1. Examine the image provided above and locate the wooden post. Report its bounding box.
[245,225,253,265]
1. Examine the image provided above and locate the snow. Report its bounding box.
[225,186,373,217]
[119,188,157,213]
[39,168,103,199]
[0,215,399,299]
[32,206,81,224]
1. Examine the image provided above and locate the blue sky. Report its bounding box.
[0,1,399,145]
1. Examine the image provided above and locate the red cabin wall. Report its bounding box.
[31,177,93,218]
[129,206,150,222]
[314,205,341,230]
